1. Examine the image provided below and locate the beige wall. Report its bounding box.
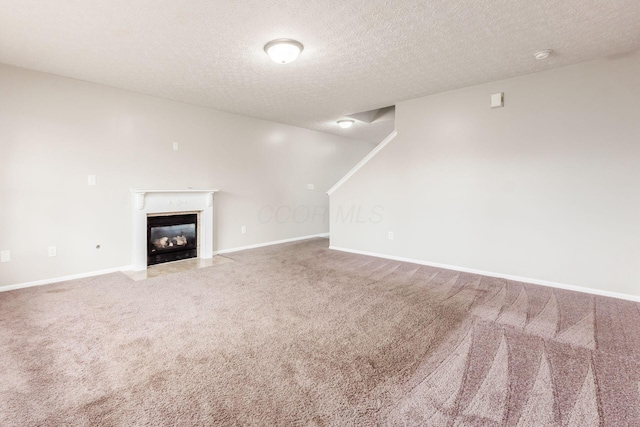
[330,51,640,297]
[0,64,372,287]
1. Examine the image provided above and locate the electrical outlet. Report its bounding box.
[0,250,10,262]
[388,232,394,240]
[307,184,314,190]
[87,175,96,186]
[48,246,57,257]
[241,226,246,234]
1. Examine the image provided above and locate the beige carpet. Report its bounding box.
[1,238,639,426]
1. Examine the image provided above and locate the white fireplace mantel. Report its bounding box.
[130,189,219,271]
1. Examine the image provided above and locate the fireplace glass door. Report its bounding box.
[147,213,197,265]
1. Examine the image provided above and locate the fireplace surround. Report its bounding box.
[130,189,218,271]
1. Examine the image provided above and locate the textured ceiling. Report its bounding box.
[1,0,639,143]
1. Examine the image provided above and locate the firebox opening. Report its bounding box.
[147,213,198,266]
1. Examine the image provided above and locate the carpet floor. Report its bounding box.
[1,238,639,426]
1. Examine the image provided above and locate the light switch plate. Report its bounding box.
[88,175,96,185]
[307,184,314,190]
[491,92,504,108]
[0,250,10,262]
[173,142,179,151]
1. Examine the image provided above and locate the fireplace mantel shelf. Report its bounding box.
[129,189,219,210]
[130,189,219,194]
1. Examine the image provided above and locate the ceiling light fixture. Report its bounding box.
[534,49,553,60]
[337,120,354,129]
[264,39,304,64]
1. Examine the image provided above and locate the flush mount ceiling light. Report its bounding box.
[534,49,553,60]
[337,119,354,129]
[264,39,304,64]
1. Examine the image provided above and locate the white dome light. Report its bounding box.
[337,120,354,129]
[264,39,304,64]
[534,49,553,60]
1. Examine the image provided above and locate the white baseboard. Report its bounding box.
[0,234,331,293]
[215,233,330,255]
[0,265,133,293]
[329,246,640,303]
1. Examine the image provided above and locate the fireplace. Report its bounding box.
[147,213,198,266]
[130,189,218,271]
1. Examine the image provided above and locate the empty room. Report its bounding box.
[1,1,639,425]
